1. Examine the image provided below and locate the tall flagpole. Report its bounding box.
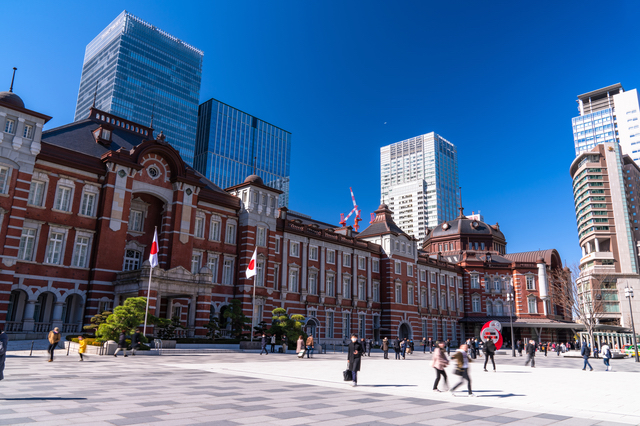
[143,226,157,336]
[251,270,256,342]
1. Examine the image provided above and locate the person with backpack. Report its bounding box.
[483,338,496,372]
[581,341,594,371]
[601,343,612,371]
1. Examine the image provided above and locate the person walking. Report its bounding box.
[422,337,427,353]
[47,327,61,362]
[347,334,363,387]
[131,330,141,356]
[432,341,449,392]
[394,338,401,360]
[517,340,523,356]
[382,337,389,359]
[306,335,314,358]
[296,335,305,357]
[524,339,536,368]
[601,342,612,371]
[581,342,594,371]
[400,338,407,359]
[451,343,474,397]
[282,334,288,354]
[114,330,128,357]
[270,334,276,353]
[428,337,433,353]
[0,327,8,380]
[483,338,497,372]
[409,339,414,355]
[543,342,548,357]
[446,338,452,355]
[78,336,88,361]
[260,333,269,355]
[367,338,373,357]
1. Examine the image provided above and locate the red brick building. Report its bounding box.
[0,91,571,344]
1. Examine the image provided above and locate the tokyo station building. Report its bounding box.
[0,89,573,344]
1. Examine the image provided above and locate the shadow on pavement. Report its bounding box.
[1,397,87,401]
[359,384,418,388]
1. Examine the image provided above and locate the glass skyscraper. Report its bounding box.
[74,11,203,165]
[380,132,459,243]
[195,98,291,207]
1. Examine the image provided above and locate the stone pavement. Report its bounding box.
[0,349,638,426]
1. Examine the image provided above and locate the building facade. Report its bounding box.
[194,98,291,207]
[573,84,640,163]
[380,132,459,244]
[74,10,203,166]
[569,142,640,332]
[1,90,570,344]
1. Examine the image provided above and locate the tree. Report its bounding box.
[551,264,615,347]
[270,308,306,347]
[83,311,112,336]
[96,297,147,342]
[153,316,184,340]
[253,320,269,337]
[223,299,251,339]
[204,317,221,341]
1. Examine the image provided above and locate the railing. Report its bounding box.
[34,322,51,333]
[5,321,23,332]
[174,328,195,339]
[63,323,81,333]
[219,330,234,339]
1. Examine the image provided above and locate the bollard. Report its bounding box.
[67,341,70,356]
[29,341,34,357]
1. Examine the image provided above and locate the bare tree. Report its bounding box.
[550,264,615,347]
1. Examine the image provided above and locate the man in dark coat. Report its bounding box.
[366,338,372,357]
[483,339,496,372]
[581,342,593,371]
[131,330,141,356]
[347,334,363,386]
[0,327,8,381]
[382,337,389,359]
[394,338,401,359]
[446,338,451,355]
[260,333,268,355]
[517,340,523,356]
[524,339,536,367]
[114,331,128,357]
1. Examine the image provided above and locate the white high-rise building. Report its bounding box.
[573,84,640,163]
[380,132,459,244]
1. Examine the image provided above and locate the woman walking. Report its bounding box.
[347,334,363,387]
[296,335,305,357]
[451,343,475,397]
[432,341,449,392]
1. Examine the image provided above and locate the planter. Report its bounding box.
[66,340,116,355]
[239,341,262,350]
[153,340,176,349]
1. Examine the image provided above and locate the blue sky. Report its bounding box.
[4,1,640,266]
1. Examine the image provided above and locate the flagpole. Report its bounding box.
[251,272,256,342]
[143,226,157,337]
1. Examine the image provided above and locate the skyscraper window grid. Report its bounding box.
[74,11,203,166]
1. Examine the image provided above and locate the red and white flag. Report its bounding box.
[246,247,257,278]
[149,229,159,268]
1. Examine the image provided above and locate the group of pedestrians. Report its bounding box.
[430,340,475,397]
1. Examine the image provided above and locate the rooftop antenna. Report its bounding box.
[150,103,155,128]
[9,67,17,92]
[92,80,98,108]
[458,186,464,216]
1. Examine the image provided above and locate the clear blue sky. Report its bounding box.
[4,1,640,267]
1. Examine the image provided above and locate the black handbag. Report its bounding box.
[343,369,353,381]
[454,367,463,376]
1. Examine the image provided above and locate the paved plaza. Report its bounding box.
[1,346,639,425]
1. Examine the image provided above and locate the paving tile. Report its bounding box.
[120,410,169,418]
[269,412,308,419]
[0,418,36,425]
[484,416,521,424]
[443,413,483,421]
[107,417,162,425]
[138,400,180,407]
[534,413,571,421]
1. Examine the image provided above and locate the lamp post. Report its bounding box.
[625,285,639,363]
[507,288,516,357]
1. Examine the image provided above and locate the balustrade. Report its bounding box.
[34,322,52,333]
[5,321,22,332]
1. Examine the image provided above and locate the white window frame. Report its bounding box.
[309,245,318,261]
[17,224,39,261]
[45,228,68,265]
[4,118,15,134]
[372,259,379,273]
[407,264,413,277]
[71,231,93,268]
[407,285,414,305]
[486,301,493,316]
[343,276,352,298]
[290,241,300,257]
[470,274,479,289]
[194,215,205,239]
[421,290,427,308]
[289,268,299,292]
[123,249,142,271]
[526,275,536,290]
[23,123,34,139]
[358,256,365,270]
[472,295,481,312]
[528,296,538,313]
[327,250,335,264]
[79,185,99,217]
[343,253,351,267]
[223,257,235,285]
[256,257,265,287]
[308,270,318,294]
[209,217,221,241]
[53,185,73,212]
[207,253,219,283]
[395,284,402,303]
[257,226,267,247]
[326,273,335,297]
[28,173,48,207]
[225,221,237,244]
[129,209,144,232]
[373,281,380,302]
[395,261,401,274]
[191,251,203,274]
[274,237,281,254]
[358,279,365,300]
[327,311,334,338]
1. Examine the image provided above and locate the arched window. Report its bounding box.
[123,249,142,271]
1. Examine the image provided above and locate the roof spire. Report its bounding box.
[92,80,98,108]
[458,186,464,217]
[150,102,155,128]
[9,67,17,92]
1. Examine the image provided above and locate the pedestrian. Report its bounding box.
[543,342,548,357]
[581,342,593,371]
[47,327,61,362]
[446,338,451,355]
[270,334,276,353]
[131,330,141,356]
[483,338,496,372]
[560,342,566,354]
[114,330,129,357]
[517,340,523,356]
[468,339,476,359]
[394,338,401,360]
[401,338,407,359]
[260,333,269,355]
[282,334,288,354]
[593,343,599,359]
[0,326,8,380]
[78,336,87,361]
[432,341,449,392]
[601,342,612,371]
[450,343,475,397]
[524,339,536,368]
[428,337,433,353]
[422,337,427,353]
[347,334,363,387]
[382,337,389,359]
[306,335,314,358]
[367,338,372,357]
[296,335,305,357]
[409,339,414,355]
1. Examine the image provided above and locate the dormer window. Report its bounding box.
[102,129,111,140]
[93,126,112,145]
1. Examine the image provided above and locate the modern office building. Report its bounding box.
[380,132,459,243]
[194,98,291,207]
[74,11,203,166]
[573,84,640,164]
[569,142,640,333]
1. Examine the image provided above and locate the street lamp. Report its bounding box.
[624,285,639,363]
[507,287,516,357]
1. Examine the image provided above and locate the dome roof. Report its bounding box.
[244,174,264,185]
[0,91,25,109]
[430,211,505,240]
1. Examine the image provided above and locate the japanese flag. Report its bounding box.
[246,248,257,278]
[149,229,159,268]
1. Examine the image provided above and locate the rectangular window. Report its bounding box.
[223,259,234,284]
[17,228,37,261]
[327,312,334,338]
[526,276,535,290]
[225,223,236,244]
[432,319,438,341]
[23,124,33,139]
[72,236,90,268]
[431,272,436,283]
[123,249,142,271]
[4,119,15,134]
[191,252,202,274]
[358,280,365,300]
[256,259,265,287]
[54,186,72,212]
[289,269,299,292]
[210,220,221,241]
[343,253,351,267]
[28,180,45,206]
[0,167,10,194]
[373,282,380,302]
[484,277,490,291]
[257,227,266,247]
[308,271,317,294]
[472,297,481,312]
[343,313,351,337]
[408,286,414,305]
[326,274,335,297]
[45,232,64,264]
[290,241,300,257]
[80,192,96,216]
[309,246,318,261]
[327,250,335,264]
[358,256,365,270]
[274,237,281,253]
[343,277,351,298]
[194,217,205,238]
[395,262,401,274]
[395,285,402,303]
[407,264,413,277]
[494,278,500,291]
[528,297,537,313]
[471,275,479,289]
[207,255,219,283]
[420,270,426,282]
[372,259,379,272]
[273,264,280,289]
[421,291,427,308]
[358,315,365,338]
[129,210,143,232]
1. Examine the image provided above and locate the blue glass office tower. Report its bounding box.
[74,11,203,165]
[195,98,291,207]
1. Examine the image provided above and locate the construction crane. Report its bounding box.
[339,187,362,232]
